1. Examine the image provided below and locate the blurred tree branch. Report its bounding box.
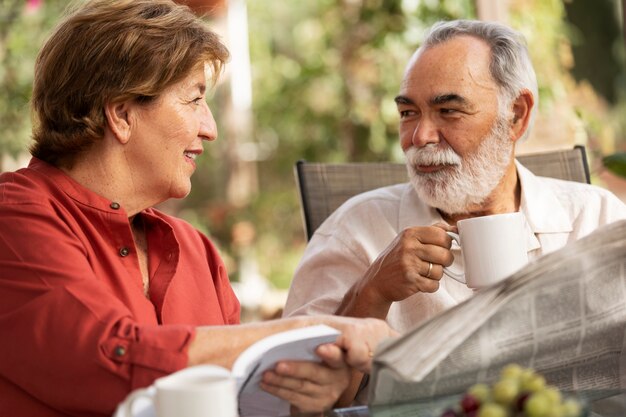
[0,0,66,166]
[623,0,626,48]
[0,1,22,46]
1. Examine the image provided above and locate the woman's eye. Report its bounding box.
[191,97,204,105]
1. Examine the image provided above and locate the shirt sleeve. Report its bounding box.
[0,202,194,415]
[599,188,626,224]
[283,205,383,318]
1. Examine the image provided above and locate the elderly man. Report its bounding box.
[283,19,626,333]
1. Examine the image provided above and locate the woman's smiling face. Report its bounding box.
[124,65,217,202]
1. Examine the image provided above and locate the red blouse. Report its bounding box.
[0,158,240,417]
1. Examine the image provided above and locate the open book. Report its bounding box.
[368,219,626,409]
[234,324,340,416]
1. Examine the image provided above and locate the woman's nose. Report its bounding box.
[200,103,217,142]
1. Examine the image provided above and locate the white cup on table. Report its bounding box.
[122,365,238,417]
[443,212,529,289]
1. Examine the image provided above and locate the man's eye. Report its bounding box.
[191,97,204,105]
[399,110,415,118]
[440,108,458,114]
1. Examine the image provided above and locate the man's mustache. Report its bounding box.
[405,146,462,167]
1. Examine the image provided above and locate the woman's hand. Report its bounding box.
[260,343,350,416]
[323,316,399,373]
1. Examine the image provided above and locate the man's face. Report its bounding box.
[396,35,515,214]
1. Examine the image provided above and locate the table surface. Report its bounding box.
[119,387,626,417]
[326,390,626,417]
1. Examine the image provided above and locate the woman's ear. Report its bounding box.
[104,101,133,144]
[509,89,534,142]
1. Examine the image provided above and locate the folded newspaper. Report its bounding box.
[369,219,626,407]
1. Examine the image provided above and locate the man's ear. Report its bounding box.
[104,101,133,144]
[509,89,534,142]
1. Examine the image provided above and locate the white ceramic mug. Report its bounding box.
[123,365,238,417]
[443,212,529,289]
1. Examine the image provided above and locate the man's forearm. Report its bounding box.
[335,280,391,319]
[335,370,365,408]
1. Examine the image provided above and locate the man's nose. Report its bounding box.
[411,117,439,148]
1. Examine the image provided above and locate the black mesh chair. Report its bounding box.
[294,145,590,241]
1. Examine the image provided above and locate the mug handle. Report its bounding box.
[122,388,154,417]
[443,231,466,284]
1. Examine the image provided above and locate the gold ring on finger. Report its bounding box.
[425,261,433,278]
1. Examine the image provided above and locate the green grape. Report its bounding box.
[520,368,536,382]
[543,386,562,405]
[477,402,507,417]
[520,373,546,393]
[525,392,550,417]
[440,364,584,417]
[500,363,524,380]
[468,383,491,403]
[545,405,565,417]
[492,378,519,405]
[560,398,582,417]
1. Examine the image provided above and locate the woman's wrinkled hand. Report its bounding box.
[320,316,399,373]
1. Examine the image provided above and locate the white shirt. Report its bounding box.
[283,161,626,333]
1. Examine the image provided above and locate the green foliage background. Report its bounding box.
[0,0,67,158]
[1,0,624,292]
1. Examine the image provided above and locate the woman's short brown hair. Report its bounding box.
[30,0,229,167]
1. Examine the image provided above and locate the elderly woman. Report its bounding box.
[0,1,395,416]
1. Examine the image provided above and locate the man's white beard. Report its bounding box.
[404,117,513,215]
